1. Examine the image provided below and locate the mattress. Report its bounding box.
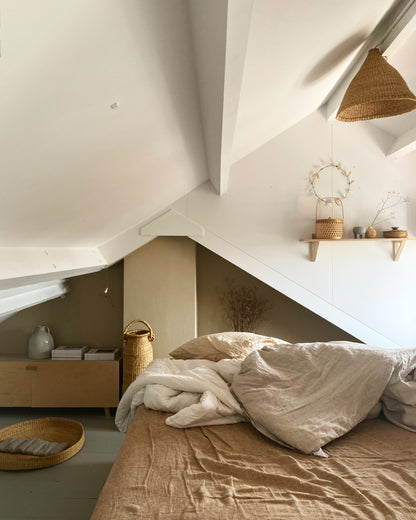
[92,406,416,519]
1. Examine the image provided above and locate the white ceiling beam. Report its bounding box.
[0,247,106,290]
[0,280,68,320]
[386,125,416,158]
[140,209,204,237]
[326,0,416,121]
[379,0,416,56]
[188,0,228,196]
[188,0,253,195]
[220,0,254,194]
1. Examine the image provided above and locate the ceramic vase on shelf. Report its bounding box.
[28,325,54,359]
[365,226,377,238]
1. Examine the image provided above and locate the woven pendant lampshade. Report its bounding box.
[336,48,416,122]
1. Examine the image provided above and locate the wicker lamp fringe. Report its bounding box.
[336,48,416,122]
[122,319,154,394]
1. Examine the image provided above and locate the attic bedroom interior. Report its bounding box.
[1,0,416,518]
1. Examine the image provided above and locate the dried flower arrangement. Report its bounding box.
[219,280,271,333]
[368,191,410,228]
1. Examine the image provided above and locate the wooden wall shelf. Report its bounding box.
[300,238,416,262]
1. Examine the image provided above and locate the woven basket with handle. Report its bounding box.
[315,200,344,239]
[122,319,155,394]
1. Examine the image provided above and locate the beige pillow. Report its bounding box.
[169,332,290,362]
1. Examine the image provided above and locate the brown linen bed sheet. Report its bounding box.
[92,406,416,520]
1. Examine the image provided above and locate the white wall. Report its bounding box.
[172,109,416,348]
[124,237,197,358]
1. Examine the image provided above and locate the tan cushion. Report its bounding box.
[169,332,290,362]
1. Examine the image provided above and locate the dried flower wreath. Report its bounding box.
[309,162,353,205]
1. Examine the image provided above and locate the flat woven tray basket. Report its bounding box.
[0,417,85,471]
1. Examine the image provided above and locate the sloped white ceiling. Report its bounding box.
[370,22,416,139]
[232,0,399,163]
[1,0,416,292]
[1,0,207,247]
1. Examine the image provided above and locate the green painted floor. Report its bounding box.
[0,408,125,520]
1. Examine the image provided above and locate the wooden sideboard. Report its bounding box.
[0,355,120,415]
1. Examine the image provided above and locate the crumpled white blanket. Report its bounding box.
[115,358,246,433]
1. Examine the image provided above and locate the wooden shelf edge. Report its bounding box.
[300,237,414,261]
[300,238,416,242]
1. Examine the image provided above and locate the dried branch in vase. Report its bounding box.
[219,280,271,333]
[369,191,410,228]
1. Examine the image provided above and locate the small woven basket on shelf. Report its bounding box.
[315,200,344,239]
[122,319,155,394]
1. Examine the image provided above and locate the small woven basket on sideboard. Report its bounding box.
[122,319,155,394]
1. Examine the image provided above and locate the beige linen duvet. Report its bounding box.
[231,342,416,454]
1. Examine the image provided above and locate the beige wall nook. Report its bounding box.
[123,237,197,358]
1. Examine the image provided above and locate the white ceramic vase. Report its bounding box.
[28,325,54,359]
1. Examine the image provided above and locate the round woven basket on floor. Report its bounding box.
[0,417,84,471]
[122,319,155,394]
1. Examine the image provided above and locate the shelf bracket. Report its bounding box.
[309,242,319,262]
[392,239,406,261]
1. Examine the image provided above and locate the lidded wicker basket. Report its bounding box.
[315,199,344,239]
[122,319,155,394]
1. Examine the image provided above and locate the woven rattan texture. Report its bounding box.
[0,417,84,470]
[122,319,154,393]
[337,48,416,121]
[316,218,344,239]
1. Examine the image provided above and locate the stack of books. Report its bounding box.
[84,347,121,361]
[51,346,90,360]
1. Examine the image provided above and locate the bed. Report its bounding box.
[91,334,416,519]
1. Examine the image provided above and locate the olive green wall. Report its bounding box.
[0,262,123,355]
[196,245,358,343]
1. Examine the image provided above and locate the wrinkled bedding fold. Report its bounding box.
[93,407,416,520]
[115,358,247,433]
[231,342,416,454]
[116,342,416,454]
